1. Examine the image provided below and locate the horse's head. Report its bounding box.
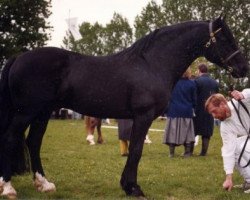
[204,15,249,78]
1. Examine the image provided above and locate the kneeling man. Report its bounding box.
[205,89,250,193]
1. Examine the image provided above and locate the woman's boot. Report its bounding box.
[169,144,175,158]
[183,143,192,158]
[199,137,210,156]
[120,140,129,156]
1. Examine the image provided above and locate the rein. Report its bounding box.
[205,21,240,73]
[230,99,250,168]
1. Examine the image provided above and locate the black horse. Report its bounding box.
[0,16,248,198]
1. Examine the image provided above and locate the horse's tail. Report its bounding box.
[0,57,16,135]
[0,57,30,175]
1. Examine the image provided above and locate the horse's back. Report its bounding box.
[9,47,73,111]
[7,47,167,118]
[7,47,132,117]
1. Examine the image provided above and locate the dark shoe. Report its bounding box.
[243,181,250,193]
[190,142,194,155]
[183,143,192,158]
[199,152,207,156]
[169,153,174,158]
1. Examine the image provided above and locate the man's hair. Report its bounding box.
[205,93,227,111]
[198,63,208,73]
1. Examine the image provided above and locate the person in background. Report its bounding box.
[117,119,133,156]
[193,63,219,156]
[163,68,197,158]
[117,119,152,156]
[205,89,250,193]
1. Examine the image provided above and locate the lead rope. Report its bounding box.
[230,99,250,168]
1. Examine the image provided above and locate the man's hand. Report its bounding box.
[231,90,244,101]
[223,174,233,191]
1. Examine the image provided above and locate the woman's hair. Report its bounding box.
[182,68,192,78]
[205,93,227,111]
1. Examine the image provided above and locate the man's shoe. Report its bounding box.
[243,181,250,193]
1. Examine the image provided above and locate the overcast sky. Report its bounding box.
[46,0,162,47]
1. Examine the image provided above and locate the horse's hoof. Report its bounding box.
[137,196,148,200]
[97,140,104,144]
[86,135,95,145]
[130,185,145,197]
[88,141,95,145]
[34,172,56,193]
[1,181,17,199]
[0,177,3,193]
[122,183,145,197]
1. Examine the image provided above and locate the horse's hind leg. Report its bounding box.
[26,112,56,193]
[96,118,104,144]
[1,113,32,199]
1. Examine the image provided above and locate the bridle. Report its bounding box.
[205,21,241,73]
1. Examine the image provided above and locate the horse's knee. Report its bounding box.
[34,172,56,193]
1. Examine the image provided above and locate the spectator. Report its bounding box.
[117,119,133,156]
[193,63,219,156]
[163,68,197,158]
[117,119,152,156]
[205,89,250,193]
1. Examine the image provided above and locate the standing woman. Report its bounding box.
[117,119,133,156]
[163,68,197,158]
[193,63,219,156]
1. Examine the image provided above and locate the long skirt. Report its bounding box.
[163,117,195,146]
[117,119,133,140]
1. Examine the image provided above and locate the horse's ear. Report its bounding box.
[214,14,226,27]
[220,13,227,21]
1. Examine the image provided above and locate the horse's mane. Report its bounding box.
[114,29,159,59]
[115,20,207,59]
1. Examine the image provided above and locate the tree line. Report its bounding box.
[1,0,249,94]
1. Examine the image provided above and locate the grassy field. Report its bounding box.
[2,118,249,199]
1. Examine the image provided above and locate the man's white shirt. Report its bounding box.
[220,89,250,174]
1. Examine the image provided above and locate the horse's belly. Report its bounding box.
[68,99,133,119]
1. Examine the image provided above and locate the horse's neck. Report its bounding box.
[146,23,208,83]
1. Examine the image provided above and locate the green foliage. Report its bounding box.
[134,1,165,40]
[65,22,105,55]
[7,119,249,199]
[63,13,133,56]
[103,13,133,55]
[0,0,52,67]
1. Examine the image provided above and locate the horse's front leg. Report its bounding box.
[26,115,56,193]
[120,114,153,197]
[85,116,96,145]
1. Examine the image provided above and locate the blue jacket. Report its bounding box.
[166,78,197,118]
[193,73,219,137]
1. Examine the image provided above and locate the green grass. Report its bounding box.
[2,119,249,199]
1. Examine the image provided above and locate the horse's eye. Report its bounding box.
[219,36,227,42]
